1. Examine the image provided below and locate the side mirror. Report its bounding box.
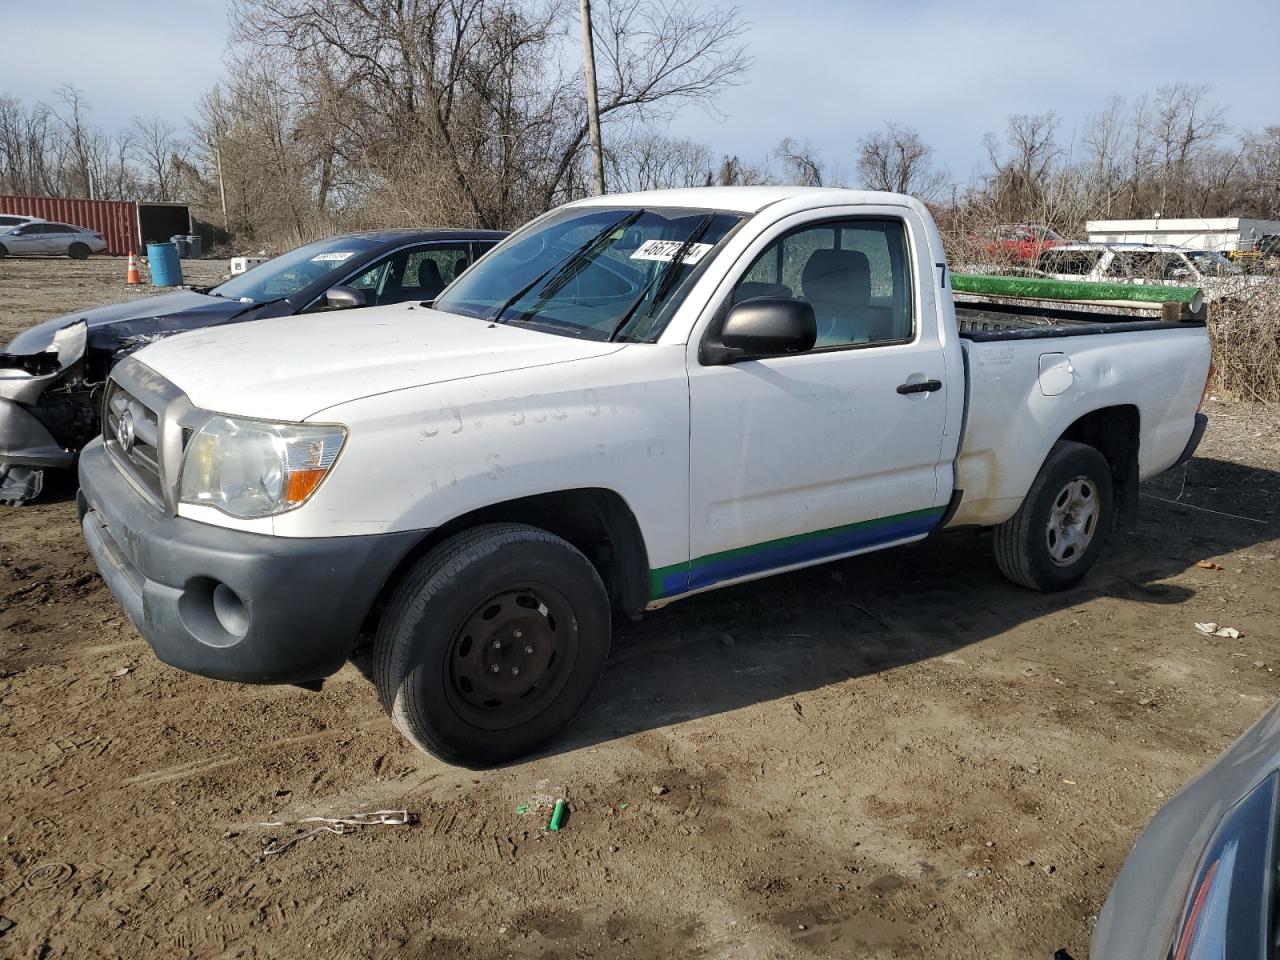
[324,285,368,310]
[708,298,816,363]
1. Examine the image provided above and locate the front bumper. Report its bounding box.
[78,438,422,683]
[0,397,75,469]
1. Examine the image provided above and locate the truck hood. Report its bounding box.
[132,304,626,422]
[6,289,255,355]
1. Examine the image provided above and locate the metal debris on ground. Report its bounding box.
[0,916,15,936]
[258,809,415,857]
[1194,622,1242,639]
[1196,560,1224,570]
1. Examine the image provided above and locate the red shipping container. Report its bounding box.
[0,195,191,256]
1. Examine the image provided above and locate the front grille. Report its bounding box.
[103,380,164,501]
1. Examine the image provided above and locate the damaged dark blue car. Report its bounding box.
[0,228,503,503]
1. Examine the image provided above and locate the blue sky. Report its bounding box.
[6,0,1279,185]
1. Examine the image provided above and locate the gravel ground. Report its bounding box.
[1,255,1278,959]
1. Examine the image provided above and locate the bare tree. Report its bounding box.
[226,0,750,231]
[855,122,946,199]
[0,96,58,195]
[1241,126,1280,218]
[130,115,187,200]
[715,153,769,185]
[1150,82,1227,215]
[774,136,823,186]
[607,129,713,191]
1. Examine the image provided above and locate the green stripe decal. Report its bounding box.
[649,505,945,600]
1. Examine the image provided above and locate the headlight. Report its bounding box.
[178,416,346,518]
[1169,771,1277,960]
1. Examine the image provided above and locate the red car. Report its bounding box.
[986,223,1065,263]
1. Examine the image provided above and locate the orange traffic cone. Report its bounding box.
[125,252,142,285]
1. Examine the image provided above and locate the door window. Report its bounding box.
[1038,249,1101,275]
[401,244,472,302]
[730,219,913,348]
[1108,252,1185,281]
[344,258,392,297]
[330,242,477,309]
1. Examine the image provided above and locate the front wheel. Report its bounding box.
[0,243,8,257]
[993,440,1114,591]
[373,523,611,766]
[68,242,90,260]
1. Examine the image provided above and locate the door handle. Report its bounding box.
[896,379,943,395]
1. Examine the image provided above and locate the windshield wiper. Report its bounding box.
[487,210,645,324]
[608,214,715,342]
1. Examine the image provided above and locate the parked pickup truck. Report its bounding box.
[77,186,1212,765]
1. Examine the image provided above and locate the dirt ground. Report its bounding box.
[1,255,1279,959]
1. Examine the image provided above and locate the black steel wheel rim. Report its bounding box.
[442,583,579,730]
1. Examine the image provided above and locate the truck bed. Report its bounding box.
[955,299,1205,341]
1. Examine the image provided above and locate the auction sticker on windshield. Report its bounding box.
[630,240,714,264]
[310,252,355,263]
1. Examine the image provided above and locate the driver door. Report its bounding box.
[678,213,951,597]
[2,225,43,254]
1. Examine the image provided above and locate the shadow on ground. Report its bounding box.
[543,455,1278,756]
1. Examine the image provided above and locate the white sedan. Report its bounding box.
[0,221,108,259]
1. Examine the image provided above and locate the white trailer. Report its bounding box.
[1086,217,1280,253]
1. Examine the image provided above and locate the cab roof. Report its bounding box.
[567,185,915,214]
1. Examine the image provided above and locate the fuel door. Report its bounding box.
[1038,352,1074,397]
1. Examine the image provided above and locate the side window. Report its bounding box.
[400,244,472,303]
[345,258,391,294]
[1161,255,1191,280]
[729,218,913,348]
[1039,250,1100,275]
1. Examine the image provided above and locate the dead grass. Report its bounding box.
[1209,284,1280,403]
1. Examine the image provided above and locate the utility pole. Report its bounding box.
[578,0,606,195]
[210,130,229,231]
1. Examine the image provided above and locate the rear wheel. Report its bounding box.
[993,440,1113,591]
[68,242,90,260]
[373,523,611,766]
[0,243,8,257]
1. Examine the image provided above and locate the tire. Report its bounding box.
[373,523,611,766]
[993,440,1114,592]
[68,243,90,260]
[0,243,7,257]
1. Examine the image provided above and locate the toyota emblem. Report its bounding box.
[116,408,136,453]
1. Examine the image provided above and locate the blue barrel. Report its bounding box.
[147,241,183,287]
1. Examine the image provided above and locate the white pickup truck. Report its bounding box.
[78,186,1212,765]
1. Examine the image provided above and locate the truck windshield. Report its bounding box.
[434,207,742,341]
[209,236,383,303]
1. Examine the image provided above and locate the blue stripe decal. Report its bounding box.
[650,505,945,600]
